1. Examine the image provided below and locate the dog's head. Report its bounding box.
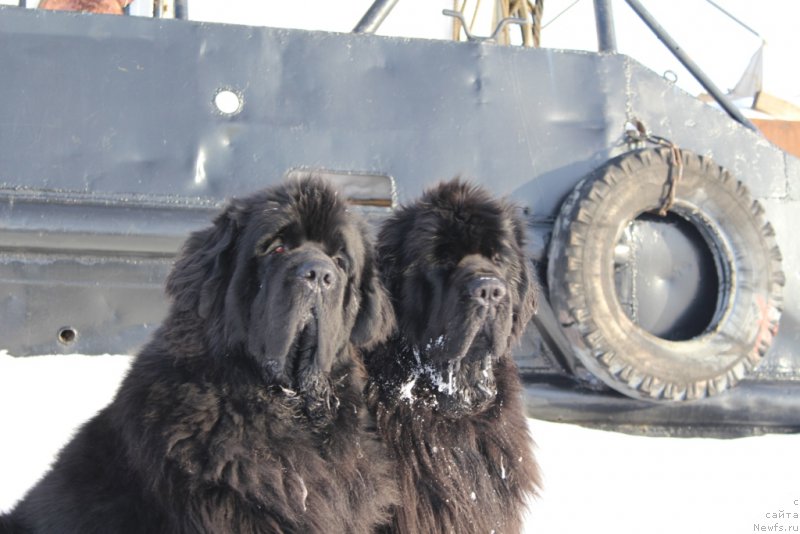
[377,179,537,414]
[165,176,394,419]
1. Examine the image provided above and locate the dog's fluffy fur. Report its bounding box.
[365,179,541,533]
[2,177,398,533]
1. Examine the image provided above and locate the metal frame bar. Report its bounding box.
[593,0,617,53]
[353,0,400,34]
[174,0,188,20]
[532,297,581,376]
[442,9,526,43]
[622,0,758,132]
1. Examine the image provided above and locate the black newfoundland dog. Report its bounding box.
[2,177,398,533]
[365,180,541,533]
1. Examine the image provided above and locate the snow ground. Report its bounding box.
[1,352,798,533]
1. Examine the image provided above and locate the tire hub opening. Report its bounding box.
[614,212,720,341]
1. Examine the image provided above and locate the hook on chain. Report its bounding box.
[625,119,684,216]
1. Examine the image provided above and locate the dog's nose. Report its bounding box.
[298,260,336,291]
[468,277,506,306]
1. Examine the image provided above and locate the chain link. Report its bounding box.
[625,119,684,216]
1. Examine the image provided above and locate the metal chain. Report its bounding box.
[625,119,684,216]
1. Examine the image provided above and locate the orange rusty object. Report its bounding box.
[38,0,132,15]
[751,118,800,160]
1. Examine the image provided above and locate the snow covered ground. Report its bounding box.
[1,352,798,533]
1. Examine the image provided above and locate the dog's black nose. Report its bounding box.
[468,277,506,306]
[298,260,336,291]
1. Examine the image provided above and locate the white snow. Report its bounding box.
[398,375,417,402]
[1,351,799,534]
[297,475,308,512]
[444,364,456,395]
[418,361,457,396]
[0,351,133,511]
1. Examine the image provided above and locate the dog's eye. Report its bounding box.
[439,260,456,272]
[258,239,288,256]
[334,254,349,272]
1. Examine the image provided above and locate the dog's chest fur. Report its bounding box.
[368,354,538,534]
[118,352,397,534]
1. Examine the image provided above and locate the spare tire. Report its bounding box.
[547,148,784,402]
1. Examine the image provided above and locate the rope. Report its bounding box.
[499,0,544,47]
[705,0,763,41]
[469,0,483,34]
[498,0,511,44]
[542,0,581,30]
[453,0,544,47]
[453,0,468,41]
[532,0,543,46]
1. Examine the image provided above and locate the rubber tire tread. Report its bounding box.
[547,148,784,402]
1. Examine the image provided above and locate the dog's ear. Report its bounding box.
[350,236,396,349]
[373,209,412,306]
[166,202,241,319]
[510,211,539,341]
